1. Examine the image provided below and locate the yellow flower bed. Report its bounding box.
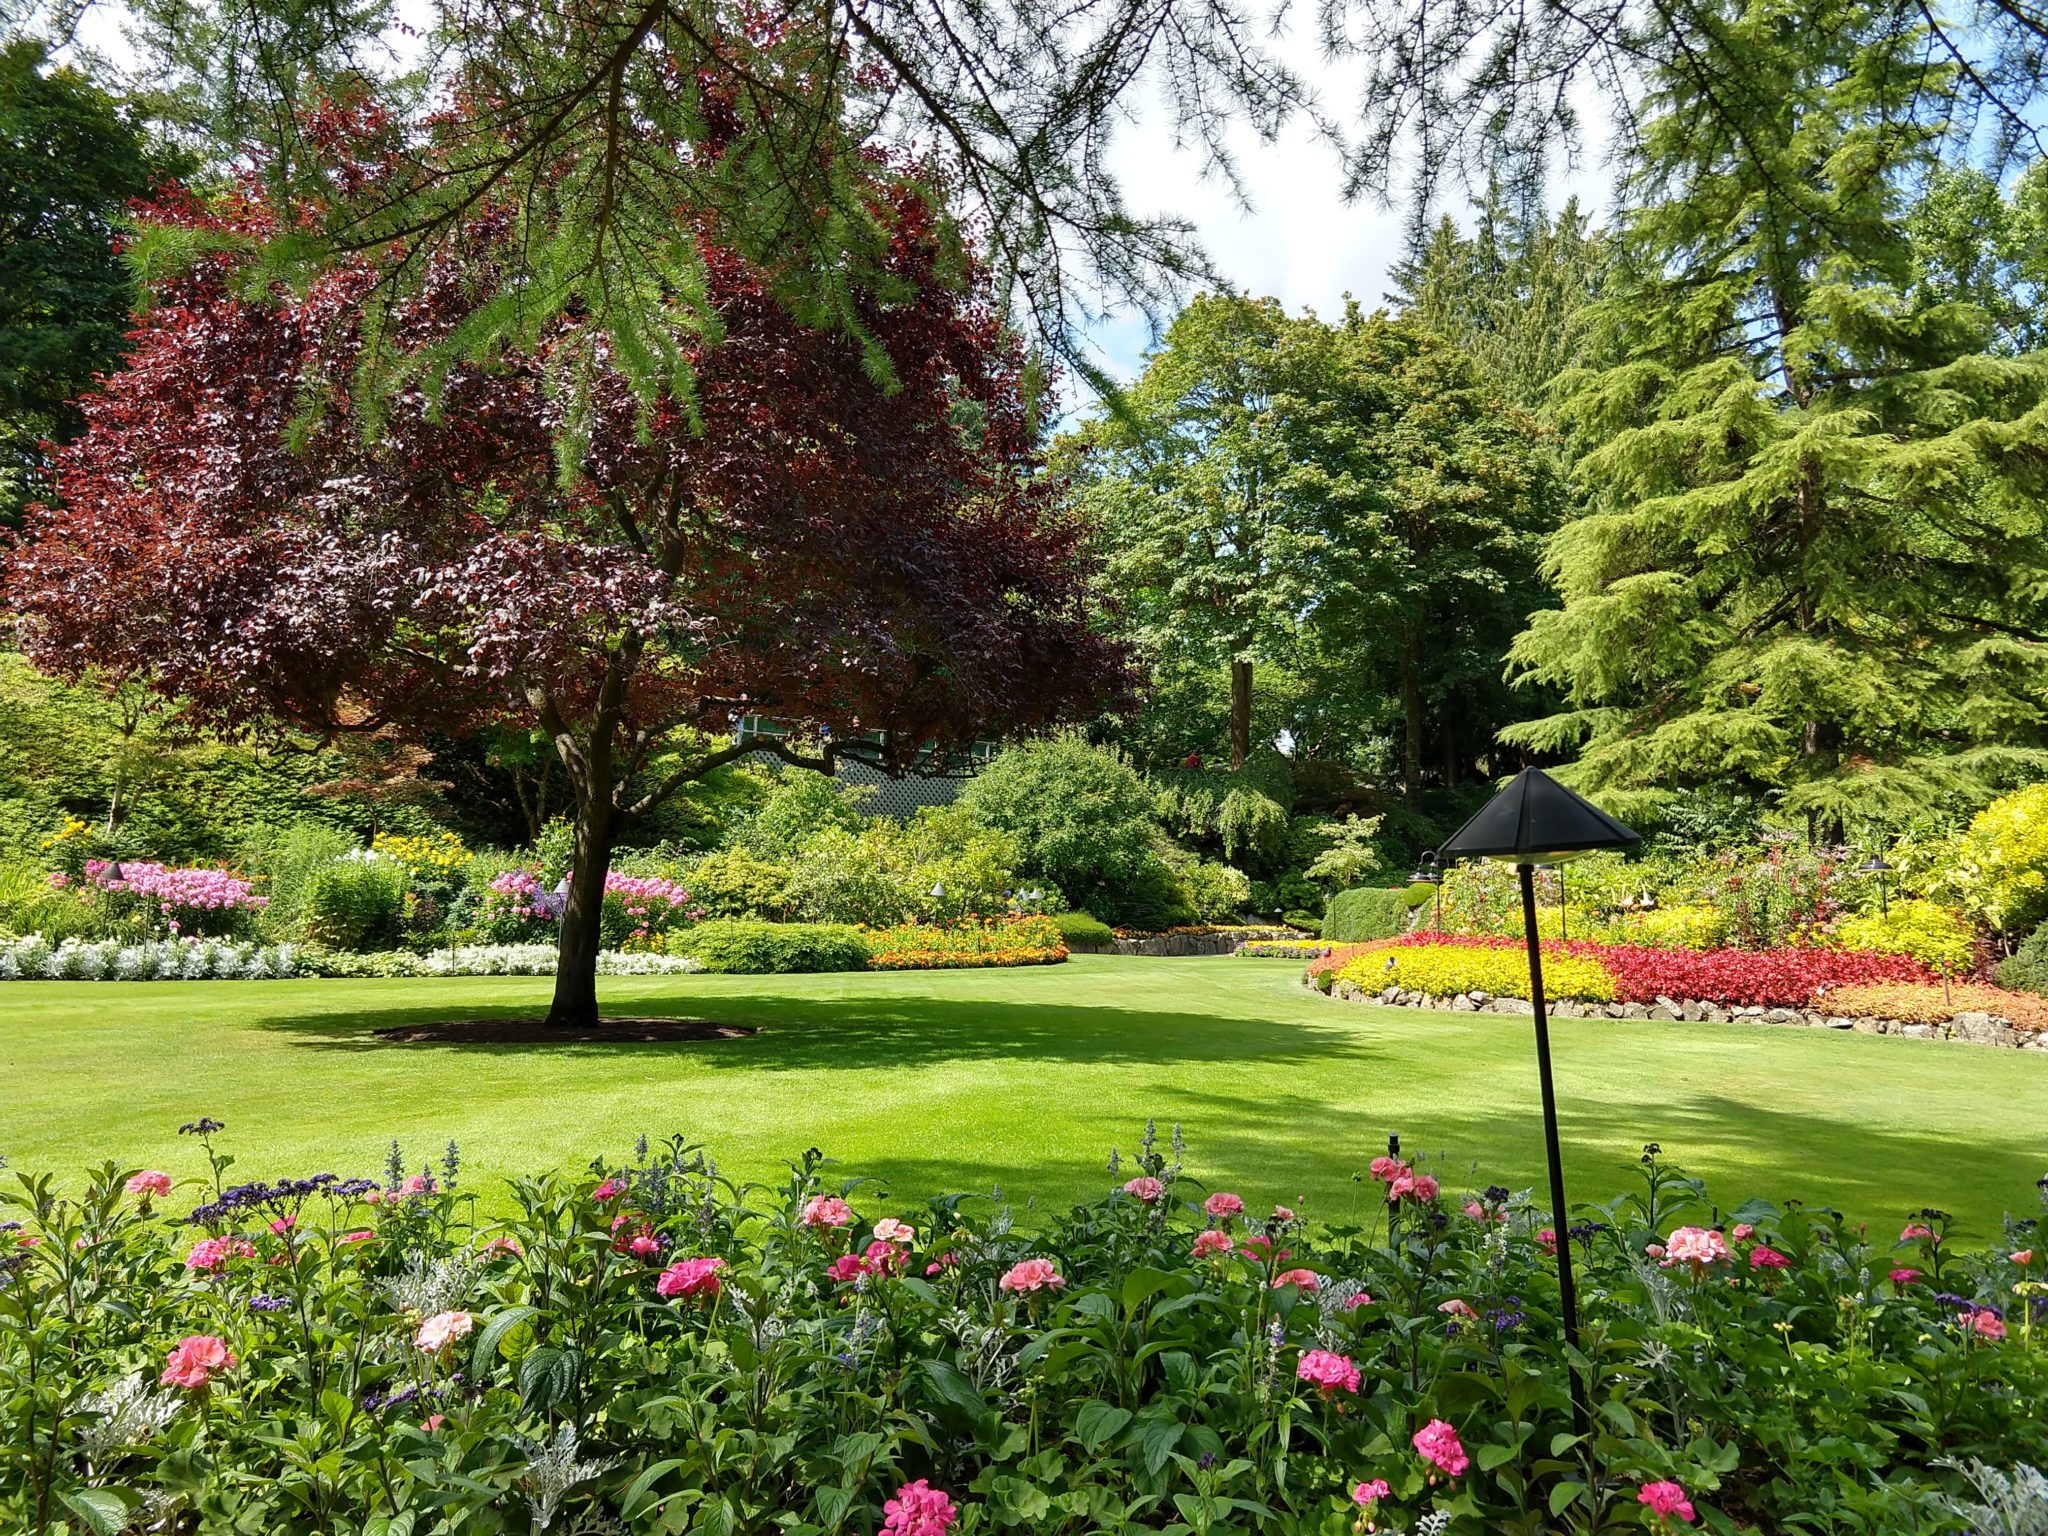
[1335,941,1619,1002]
[371,830,472,879]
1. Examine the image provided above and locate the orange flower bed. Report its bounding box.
[1825,982,2048,1032]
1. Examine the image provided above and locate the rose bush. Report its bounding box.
[3,1127,2043,1534]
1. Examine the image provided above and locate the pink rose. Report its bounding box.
[872,1218,916,1246]
[161,1334,235,1389]
[1295,1349,1361,1395]
[1970,1309,2008,1341]
[1271,1268,1320,1293]
[415,1310,474,1352]
[655,1256,726,1300]
[998,1258,1065,1294]
[1191,1229,1233,1259]
[800,1195,852,1228]
[125,1170,173,1199]
[1638,1480,1696,1524]
[1748,1245,1791,1271]
[1412,1418,1468,1478]
[1204,1191,1244,1219]
[1122,1176,1164,1203]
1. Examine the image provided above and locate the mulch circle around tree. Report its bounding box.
[372,1018,757,1046]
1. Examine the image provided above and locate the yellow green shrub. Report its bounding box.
[1335,941,1618,1002]
[1832,900,1975,972]
[1932,783,2048,933]
[1614,903,1726,950]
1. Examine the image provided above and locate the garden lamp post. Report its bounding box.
[1406,853,1442,931]
[1436,768,1640,1436]
[1857,854,1891,916]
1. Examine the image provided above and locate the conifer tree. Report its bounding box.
[1503,0,2048,834]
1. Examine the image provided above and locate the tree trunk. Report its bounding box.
[544,795,613,1030]
[1401,630,1424,805]
[1228,658,1253,770]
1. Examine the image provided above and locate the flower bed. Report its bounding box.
[3,1127,2043,1534]
[863,915,1066,969]
[1236,939,1332,958]
[0,935,299,981]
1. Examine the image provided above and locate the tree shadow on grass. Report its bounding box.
[250,992,1381,1074]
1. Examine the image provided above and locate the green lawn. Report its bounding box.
[4,955,2044,1236]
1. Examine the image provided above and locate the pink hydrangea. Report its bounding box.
[801,1195,853,1228]
[185,1236,255,1272]
[415,1310,474,1352]
[1295,1349,1361,1395]
[1204,1191,1244,1219]
[125,1170,173,1199]
[160,1334,234,1389]
[1122,1176,1164,1202]
[1659,1226,1729,1270]
[1191,1229,1233,1259]
[1271,1268,1320,1293]
[999,1258,1065,1294]
[1748,1245,1791,1271]
[1888,1267,1922,1285]
[655,1256,726,1300]
[880,1479,958,1536]
[1412,1418,1468,1478]
[1638,1480,1696,1524]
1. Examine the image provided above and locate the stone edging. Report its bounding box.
[1309,976,2048,1051]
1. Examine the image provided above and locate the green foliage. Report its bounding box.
[734,770,870,859]
[1302,813,1385,889]
[682,846,795,920]
[1320,887,1409,943]
[1053,910,1116,948]
[1927,783,2048,934]
[1833,900,1975,973]
[1152,772,1293,877]
[1995,924,2048,993]
[960,734,1185,928]
[0,863,98,942]
[782,806,1020,927]
[299,858,406,952]
[673,919,870,974]
[1505,4,2048,829]
[1172,857,1250,924]
[251,822,358,939]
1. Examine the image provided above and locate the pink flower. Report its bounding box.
[1352,1479,1391,1506]
[478,1235,522,1258]
[125,1170,173,1199]
[1272,1205,1295,1221]
[655,1256,726,1300]
[1271,1268,1320,1293]
[1536,1227,1557,1255]
[800,1195,852,1228]
[268,1215,296,1236]
[338,1230,376,1246]
[1387,1169,1440,1204]
[160,1334,234,1389]
[1122,1176,1164,1203]
[415,1310,474,1352]
[863,1239,907,1275]
[421,1414,446,1432]
[1748,1245,1791,1271]
[1191,1229,1233,1259]
[1437,1298,1477,1321]
[1645,1243,1666,1259]
[1659,1226,1729,1270]
[1730,1222,1756,1242]
[999,1258,1065,1294]
[925,1251,960,1275]
[827,1253,869,1283]
[872,1218,916,1245]
[628,1234,662,1259]
[398,1175,429,1198]
[1368,1156,1405,1183]
[1295,1349,1361,1395]
[1638,1480,1696,1524]
[1900,1222,1937,1244]
[880,1478,959,1536]
[1970,1309,2008,1341]
[1412,1418,1468,1478]
[1204,1191,1244,1219]
[1342,1291,1374,1310]
[2011,1249,2035,1266]
[184,1236,254,1272]
[1888,1267,1922,1286]
[592,1179,625,1202]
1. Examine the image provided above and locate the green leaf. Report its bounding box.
[59,1488,129,1536]
[1132,1416,1184,1476]
[918,1359,989,1425]
[1548,1480,1585,1516]
[620,1458,687,1519]
[471,1304,539,1373]
[518,1345,576,1413]
[1074,1400,1133,1450]
[1477,1441,1519,1471]
[1120,1266,1187,1312]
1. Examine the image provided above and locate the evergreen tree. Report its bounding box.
[1503,0,2048,834]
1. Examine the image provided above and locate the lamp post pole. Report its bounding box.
[1519,860,1589,1440]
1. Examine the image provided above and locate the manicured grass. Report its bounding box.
[4,955,2044,1235]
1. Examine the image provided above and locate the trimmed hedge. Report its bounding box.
[1321,886,1409,943]
[1054,910,1116,949]
[673,919,871,974]
[1995,922,2048,993]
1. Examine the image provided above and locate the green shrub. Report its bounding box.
[683,846,795,919]
[673,919,870,973]
[962,734,1186,928]
[736,770,869,858]
[252,821,358,938]
[0,862,100,941]
[1177,857,1250,924]
[1054,910,1116,948]
[1996,922,2048,993]
[1322,887,1409,943]
[299,857,406,951]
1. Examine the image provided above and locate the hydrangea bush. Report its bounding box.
[3,1127,2043,1533]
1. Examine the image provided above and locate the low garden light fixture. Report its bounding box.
[1406,852,1443,931]
[1436,767,1640,1438]
[1857,854,1892,916]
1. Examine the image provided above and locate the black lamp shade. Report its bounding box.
[1438,768,1640,864]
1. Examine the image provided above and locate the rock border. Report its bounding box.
[1309,975,2048,1051]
